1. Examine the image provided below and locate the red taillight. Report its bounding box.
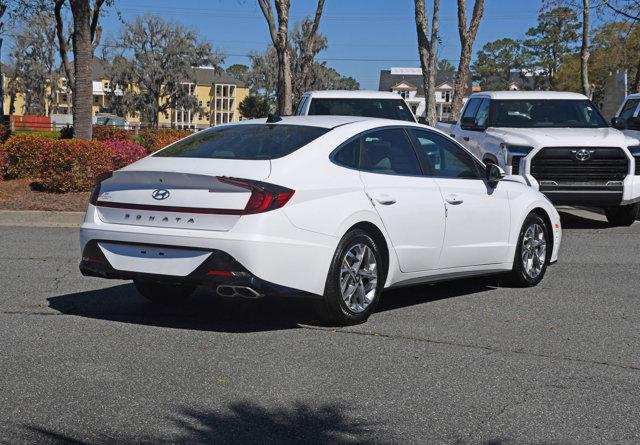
[217,177,295,215]
[89,171,113,205]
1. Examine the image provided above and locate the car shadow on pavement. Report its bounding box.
[557,210,611,229]
[20,401,392,444]
[47,283,317,333]
[48,276,499,333]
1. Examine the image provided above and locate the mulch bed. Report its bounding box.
[0,179,89,212]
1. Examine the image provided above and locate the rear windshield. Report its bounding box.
[491,99,608,128]
[308,98,416,122]
[154,124,330,160]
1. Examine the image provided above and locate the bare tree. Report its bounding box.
[54,0,110,140]
[297,0,325,100]
[258,0,292,115]
[258,0,325,115]
[599,0,640,91]
[414,0,440,125]
[580,0,591,97]
[451,0,484,120]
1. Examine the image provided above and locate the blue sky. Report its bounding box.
[100,0,550,89]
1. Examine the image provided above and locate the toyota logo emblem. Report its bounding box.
[152,189,170,200]
[574,149,592,161]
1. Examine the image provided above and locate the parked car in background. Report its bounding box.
[80,115,561,325]
[295,90,417,123]
[612,93,640,141]
[436,91,640,226]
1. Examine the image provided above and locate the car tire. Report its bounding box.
[133,279,196,304]
[316,229,384,326]
[505,213,550,287]
[604,203,639,227]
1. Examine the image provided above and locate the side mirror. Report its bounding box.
[628,116,640,131]
[611,117,627,130]
[418,116,427,125]
[485,163,506,187]
[461,116,486,131]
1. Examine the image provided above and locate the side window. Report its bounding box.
[475,98,491,127]
[619,99,640,120]
[361,128,422,176]
[410,129,480,179]
[462,98,482,120]
[294,96,308,115]
[333,138,360,169]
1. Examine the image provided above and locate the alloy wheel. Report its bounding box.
[339,243,378,313]
[521,223,547,279]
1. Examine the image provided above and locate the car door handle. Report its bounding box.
[462,136,470,141]
[372,194,396,205]
[445,194,464,205]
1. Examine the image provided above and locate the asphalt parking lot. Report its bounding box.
[1,207,639,444]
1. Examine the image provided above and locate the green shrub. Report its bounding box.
[135,128,192,153]
[93,125,132,142]
[38,139,113,192]
[13,130,60,140]
[3,134,56,179]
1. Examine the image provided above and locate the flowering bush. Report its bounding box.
[38,139,113,192]
[93,125,132,142]
[0,125,12,143]
[103,138,147,170]
[136,128,192,153]
[3,134,56,179]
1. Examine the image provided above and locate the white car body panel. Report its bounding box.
[80,116,561,297]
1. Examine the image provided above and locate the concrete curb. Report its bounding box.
[0,210,84,228]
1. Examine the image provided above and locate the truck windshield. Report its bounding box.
[491,100,608,128]
[308,98,416,122]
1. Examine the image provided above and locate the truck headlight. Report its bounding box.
[499,144,534,174]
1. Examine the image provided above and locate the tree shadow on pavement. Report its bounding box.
[21,401,390,444]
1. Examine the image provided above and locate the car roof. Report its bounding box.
[234,115,372,129]
[470,90,589,100]
[303,90,403,100]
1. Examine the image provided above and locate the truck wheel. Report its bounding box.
[134,279,195,304]
[604,203,639,227]
[505,213,549,287]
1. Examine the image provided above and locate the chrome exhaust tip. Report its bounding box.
[216,285,264,299]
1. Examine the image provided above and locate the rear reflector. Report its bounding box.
[207,270,235,276]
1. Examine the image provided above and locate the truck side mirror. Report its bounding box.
[611,117,627,130]
[485,163,505,187]
[628,116,640,131]
[461,116,485,131]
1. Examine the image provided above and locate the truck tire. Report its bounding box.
[604,203,639,227]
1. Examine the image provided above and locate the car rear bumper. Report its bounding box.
[80,205,336,296]
[80,240,319,299]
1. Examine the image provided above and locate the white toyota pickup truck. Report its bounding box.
[436,91,640,226]
[612,93,640,141]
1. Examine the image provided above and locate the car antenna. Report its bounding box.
[266,113,283,123]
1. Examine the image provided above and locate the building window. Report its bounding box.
[444,91,451,103]
[198,100,203,107]
[206,100,210,108]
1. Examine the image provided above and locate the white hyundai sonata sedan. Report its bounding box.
[80,115,561,325]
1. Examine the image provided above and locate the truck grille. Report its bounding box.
[531,147,629,183]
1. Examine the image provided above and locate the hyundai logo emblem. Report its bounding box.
[574,149,593,161]
[152,189,170,200]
